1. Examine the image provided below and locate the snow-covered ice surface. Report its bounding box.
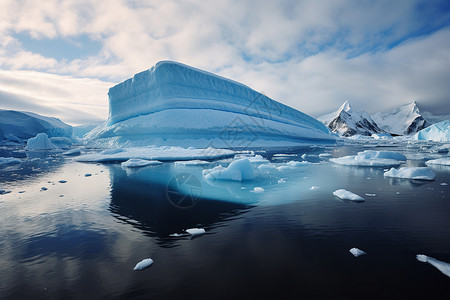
[133,258,154,271]
[425,158,450,166]
[333,189,365,202]
[75,146,234,162]
[349,248,366,257]
[330,150,406,167]
[85,61,335,148]
[25,133,59,150]
[384,167,436,181]
[121,159,162,168]
[415,120,450,142]
[416,255,450,278]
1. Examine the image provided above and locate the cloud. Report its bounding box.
[0,0,449,123]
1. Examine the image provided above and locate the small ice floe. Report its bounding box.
[63,148,82,156]
[333,189,365,202]
[278,178,286,184]
[0,157,21,166]
[186,228,206,238]
[174,160,210,166]
[416,254,450,278]
[121,158,162,168]
[133,258,154,271]
[425,158,450,166]
[330,150,406,167]
[169,233,182,237]
[384,167,436,181]
[319,153,332,158]
[84,173,92,177]
[365,193,376,197]
[258,163,277,170]
[58,180,67,183]
[310,186,320,191]
[349,248,366,257]
[251,187,265,193]
[440,183,448,186]
[203,158,255,181]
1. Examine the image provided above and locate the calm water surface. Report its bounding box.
[0,144,449,299]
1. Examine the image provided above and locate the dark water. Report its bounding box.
[1,144,449,299]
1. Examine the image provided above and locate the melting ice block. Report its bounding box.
[86,61,335,148]
[416,254,450,278]
[333,189,365,202]
[384,167,436,181]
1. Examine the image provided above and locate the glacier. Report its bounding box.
[0,109,73,143]
[415,120,450,142]
[85,61,335,148]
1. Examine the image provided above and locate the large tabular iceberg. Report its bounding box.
[85,61,335,148]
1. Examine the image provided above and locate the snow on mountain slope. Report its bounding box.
[317,101,384,137]
[371,101,426,135]
[0,109,73,143]
[87,61,335,148]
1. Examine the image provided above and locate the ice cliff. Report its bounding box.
[86,61,335,148]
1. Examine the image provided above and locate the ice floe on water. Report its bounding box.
[186,228,206,238]
[203,158,255,181]
[384,167,436,181]
[76,146,234,163]
[416,255,450,278]
[333,189,365,202]
[349,248,366,257]
[133,258,154,271]
[251,187,265,193]
[425,158,450,166]
[121,159,162,168]
[365,193,376,197]
[330,150,406,167]
[25,133,59,150]
[0,157,21,166]
[310,186,320,191]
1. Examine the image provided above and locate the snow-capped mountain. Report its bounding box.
[371,101,427,135]
[317,101,384,137]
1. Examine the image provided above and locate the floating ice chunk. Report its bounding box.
[365,193,376,197]
[174,160,210,166]
[258,163,277,170]
[425,158,450,166]
[310,186,320,190]
[273,154,297,157]
[186,228,206,238]
[76,146,234,163]
[25,133,59,150]
[278,178,286,184]
[416,254,450,277]
[121,158,162,168]
[384,167,436,181]
[330,150,406,167]
[133,258,154,271]
[251,187,265,193]
[319,153,332,157]
[333,189,365,202]
[243,155,269,164]
[203,158,255,181]
[0,157,21,166]
[63,148,82,156]
[441,183,448,186]
[349,248,366,257]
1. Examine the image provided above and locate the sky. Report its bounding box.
[0,0,450,125]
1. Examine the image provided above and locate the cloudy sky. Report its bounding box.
[1,0,449,125]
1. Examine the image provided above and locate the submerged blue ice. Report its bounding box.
[87,61,335,148]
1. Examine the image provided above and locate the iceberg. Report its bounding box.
[0,109,72,143]
[203,158,255,181]
[415,120,450,142]
[333,189,365,202]
[25,133,59,150]
[86,61,335,148]
[349,248,366,257]
[384,167,436,181]
[330,150,406,167]
[416,254,450,278]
